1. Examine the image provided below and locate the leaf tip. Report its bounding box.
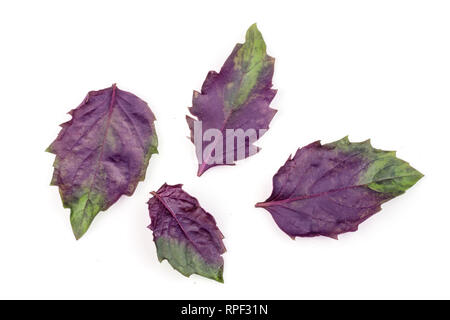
[246,22,263,40]
[71,217,89,240]
[72,228,85,240]
[197,164,207,177]
[249,22,258,30]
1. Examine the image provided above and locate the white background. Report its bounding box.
[0,0,449,299]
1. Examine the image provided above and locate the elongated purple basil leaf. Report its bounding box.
[148,184,226,282]
[48,84,158,239]
[256,137,423,239]
[187,24,277,176]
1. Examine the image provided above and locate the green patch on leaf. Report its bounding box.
[156,237,224,283]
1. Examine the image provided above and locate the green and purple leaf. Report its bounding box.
[187,24,277,176]
[256,137,423,239]
[148,184,226,282]
[48,84,158,239]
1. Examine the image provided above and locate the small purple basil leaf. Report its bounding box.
[256,137,423,239]
[148,183,226,282]
[187,24,277,176]
[47,84,158,239]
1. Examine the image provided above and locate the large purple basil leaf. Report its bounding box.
[256,137,423,239]
[187,24,277,176]
[47,84,158,239]
[148,183,226,282]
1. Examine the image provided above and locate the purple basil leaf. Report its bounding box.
[187,24,277,176]
[256,137,423,239]
[47,84,158,239]
[148,183,226,282]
